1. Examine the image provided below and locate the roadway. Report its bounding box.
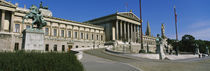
[82,48,210,71]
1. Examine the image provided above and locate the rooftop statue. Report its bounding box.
[161,24,166,39]
[40,1,48,9]
[22,5,47,29]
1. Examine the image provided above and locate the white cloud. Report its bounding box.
[189,20,210,29]
[167,28,210,41]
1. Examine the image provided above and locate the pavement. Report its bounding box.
[84,48,210,71]
[80,53,140,71]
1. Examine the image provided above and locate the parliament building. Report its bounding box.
[0,0,156,53]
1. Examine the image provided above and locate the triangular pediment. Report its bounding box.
[118,12,140,21]
[0,0,16,8]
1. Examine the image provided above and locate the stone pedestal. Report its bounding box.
[22,29,45,51]
[159,44,165,60]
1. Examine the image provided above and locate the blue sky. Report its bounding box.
[9,0,210,41]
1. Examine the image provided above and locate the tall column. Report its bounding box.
[124,21,127,41]
[130,24,133,42]
[134,24,136,42]
[115,20,119,40]
[112,23,115,40]
[1,10,5,32]
[10,12,14,32]
[127,22,130,42]
[120,20,123,40]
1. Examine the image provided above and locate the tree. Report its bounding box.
[180,34,195,52]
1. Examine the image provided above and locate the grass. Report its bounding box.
[0,51,84,71]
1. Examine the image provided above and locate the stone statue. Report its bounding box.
[161,24,166,39]
[195,43,200,54]
[39,1,48,9]
[206,46,209,54]
[156,34,165,60]
[22,5,47,29]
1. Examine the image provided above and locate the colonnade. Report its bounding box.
[113,20,141,43]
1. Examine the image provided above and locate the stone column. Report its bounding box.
[112,23,115,40]
[134,24,136,42]
[10,12,14,32]
[120,20,123,40]
[1,10,5,32]
[130,24,133,42]
[115,20,119,40]
[124,21,127,41]
[127,22,130,41]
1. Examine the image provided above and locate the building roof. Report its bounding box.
[85,12,141,23]
[0,0,17,8]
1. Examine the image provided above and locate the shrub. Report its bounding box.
[139,50,146,53]
[0,52,84,71]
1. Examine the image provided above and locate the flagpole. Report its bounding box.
[174,6,179,55]
[140,0,144,51]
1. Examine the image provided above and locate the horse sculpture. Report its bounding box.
[22,5,47,29]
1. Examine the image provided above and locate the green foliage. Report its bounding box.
[168,34,210,54]
[139,50,146,53]
[180,34,195,52]
[0,52,84,71]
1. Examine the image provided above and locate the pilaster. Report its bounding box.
[1,10,5,32]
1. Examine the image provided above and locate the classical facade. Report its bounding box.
[0,0,160,53]
[86,10,157,53]
[86,11,141,43]
[0,0,105,52]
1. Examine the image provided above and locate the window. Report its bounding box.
[53,29,57,37]
[76,45,78,48]
[81,33,83,39]
[15,24,20,33]
[45,44,49,51]
[54,45,57,51]
[68,45,72,52]
[14,43,19,51]
[45,28,49,36]
[101,35,103,41]
[62,45,65,52]
[86,34,88,39]
[26,25,30,29]
[74,32,77,38]
[68,31,71,38]
[61,30,64,37]
[97,35,99,40]
[92,34,94,40]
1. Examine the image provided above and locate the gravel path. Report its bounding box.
[84,48,210,71]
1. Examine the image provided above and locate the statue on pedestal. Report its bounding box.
[22,5,47,29]
[206,46,209,55]
[161,24,166,39]
[195,43,200,54]
[156,34,165,60]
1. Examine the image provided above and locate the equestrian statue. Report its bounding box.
[22,5,47,29]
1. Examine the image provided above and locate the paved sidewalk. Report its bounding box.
[80,53,140,71]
